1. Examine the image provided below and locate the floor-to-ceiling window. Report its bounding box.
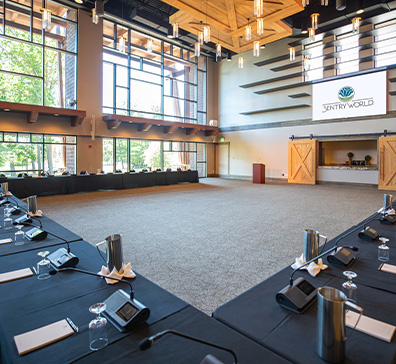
[374,19,396,68]
[102,138,206,177]
[102,20,207,125]
[0,132,76,176]
[0,0,78,108]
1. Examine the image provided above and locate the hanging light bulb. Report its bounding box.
[245,19,252,41]
[253,41,260,57]
[257,18,264,35]
[194,42,201,57]
[216,43,222,58]
[92,8,99,24]
[41,8,52,31]
[198,32,204,45]
[308,27,315,41]
[118,36,126,53]
[352,17,361,34]
[172,23,179,38]
[147,39,153,52]
[302,0,309,7]
[311,13,319,29]
[321,0,328,5]
[203,25,211,43]
[254,0,263,17]
[238,56,244,69]
[289,47,296,61]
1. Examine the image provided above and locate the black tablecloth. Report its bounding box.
[0,171,199,198]
[77,306,291,364]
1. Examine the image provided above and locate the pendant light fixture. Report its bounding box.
[253,41,260,57]
[216,43,222,58]
[321,0,328,5]
[198,31,204,45]
[147,39,153,52]
[226,52,232,61]
[118,36,126,53]
[245,18,252,41]
[194,42,201,57]
[257,18,264,35]
[254,0,263,17]
[352,17,361,33]
[203,25,211,43]
[308,27,315,41]
[41,7,52,31]
[336,0,346,11]
[302,0,309,7]
[311,13,319,29]
[92,8,99,24]
[172,23,179,38]
[289,47,296,61]
[238,56,244,69]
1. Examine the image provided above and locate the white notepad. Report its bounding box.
[0,238,13,245]
[379,263,396,275]
[0,268,33,284]
[346,310,396,342]
[14,319,74,356]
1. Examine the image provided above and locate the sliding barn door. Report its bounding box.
[288,139,318,185]
[378,137,396,191]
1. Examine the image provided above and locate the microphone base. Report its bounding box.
[327,247,355,267]
[380,215,396,224]
[13,214,32,225]
[200,354,225,364]
[48,248,79,269]
[276,277,317,314]
[103,289,150,333]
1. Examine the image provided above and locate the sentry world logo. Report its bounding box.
[338,86,355,102]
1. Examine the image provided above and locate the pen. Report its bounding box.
[67,317,79,333]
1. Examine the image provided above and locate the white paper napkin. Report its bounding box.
[98,263,136,284]
[291,254,328,277]
[28,210,42,217]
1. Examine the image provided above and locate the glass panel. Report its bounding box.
[130,80,161,114]
[197,111,206,125]
[44,135,65,143]
[0,15,3,35]
[173,45,181,58]
[337,33,358,75]
[142,59,161,74]
[45,20,77,53]
[45,49,76,107]
[32,16,43,43]
[103,20,115,42]
[103,51,128,66]
[39,1,77,21]
[130,140,160,171]
[0,133,3,142]
[197,56,206,70]
[0,72,42,104]
[130,69,161,84]
[102,138,114,173]
[130,56,140,69]
[65,136,76,143]
[163,141,171,151]
[115,139,128,172]
[44,143,75,174]
[18,134,30,142]
[103,62,114,108]
[164,151,194,170]
[116,65,128,87]
[4,133,17,141]
[0,37,43,76]
[164,42,171,55]
[116,87,128,109]
[5,7,31,41]
[32,134,43,142]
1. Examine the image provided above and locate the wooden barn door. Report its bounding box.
[288,139,318,185]
[378,137,396,191]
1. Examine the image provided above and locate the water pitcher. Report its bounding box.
[26,195,38,214]
[304,229,327,264]
[96,234,124,272]
[317,287,363,363]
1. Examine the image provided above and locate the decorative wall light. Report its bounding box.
[352,17,361,33]
[172,23,179,38]
[92,8,99,24]
[311,13,319,29]
[238,56,244,68]
[194,42,201,57]
[147,39,153,52]
[118,36,126,53]
[254,0,263,17]
[257,18,264,35]
[289,47,296,61]
[302,0,309,7]
[203,25,211,43]
[41,7,52,30]
[253,41,260,57]
[245,18,252,41]
[308,27,315,41]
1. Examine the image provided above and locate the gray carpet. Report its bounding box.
[37,178,387,315]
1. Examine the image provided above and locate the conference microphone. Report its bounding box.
[139,329,238,364]
[23,222,79,269]
[276,245,358,314]
[50,267,150,333]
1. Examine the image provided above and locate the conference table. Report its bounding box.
[0,171,199,198]
[213,213,396,363]
[0,197,289,364]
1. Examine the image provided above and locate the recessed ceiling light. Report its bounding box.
[75,0,84,4]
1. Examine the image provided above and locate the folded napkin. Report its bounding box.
[291,254,328,277]
[1,192,12,197]
[98,263,136,284]
[385,208,396,215]
[28,210,42,217]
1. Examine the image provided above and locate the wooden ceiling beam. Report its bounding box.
[224,0,238,30]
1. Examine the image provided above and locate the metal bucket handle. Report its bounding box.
[96,240,107,264]
[318,234,328,254]
[344,300,363,341]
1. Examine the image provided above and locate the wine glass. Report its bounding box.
[342,271,358,303]
[37,251,51,280]
[14,225,25,246]
[89,303,108,351]
[378,237,390,262]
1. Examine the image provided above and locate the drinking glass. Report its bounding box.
[89,303,108,351]
[3,203,10,218]
[14,225,25,246]
[4,209,13,231]
[342,271,357,303]
[378,237,390,262]
[37,251,51,280]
